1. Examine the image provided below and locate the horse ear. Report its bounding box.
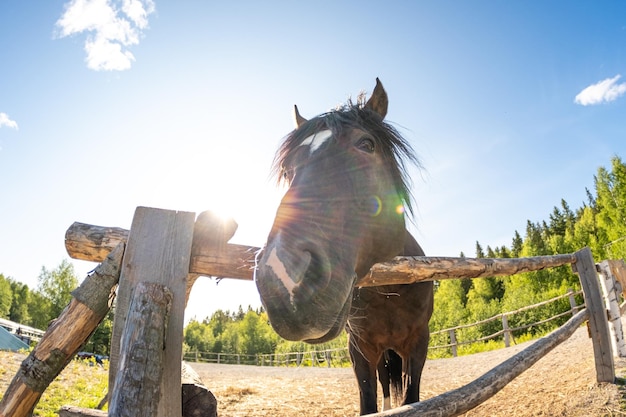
[364,78,388,119]
[293,105,308,128]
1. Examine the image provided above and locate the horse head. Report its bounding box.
[255,79,417,343]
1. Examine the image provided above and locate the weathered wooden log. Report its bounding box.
[59,363,216,417]
[606,259,626,300]
[371,308,589,417]
[0,244,124,417]
[182,362,218,417]
[109,281,173,417]
[597,260,626,357]
[574,248,615,383]
[66,211,250,303]
[189,243,258,279]
[59,406,106,417]
[360,253,578,286]
[182,384,218,417]
[108,207,195,417]
[64,222,129,262]
[65,221,579,285]
[186,210,242,302]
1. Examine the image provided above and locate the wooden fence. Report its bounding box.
[430,289,584,357]
[0,206,623,417]
[183,347,350,367]
[182,289,585,365]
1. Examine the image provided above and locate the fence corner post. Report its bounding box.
[574,247,615,383]
[597,260,626,358]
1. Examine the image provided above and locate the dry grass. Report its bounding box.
[1,324,626,416]
[0,352,108,417]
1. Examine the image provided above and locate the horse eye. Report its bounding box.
[357,137,375,153]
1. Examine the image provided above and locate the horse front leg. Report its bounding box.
[403,328,429,405]
[377,352,392,411]
[349,343,379,415]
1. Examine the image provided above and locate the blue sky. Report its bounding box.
[1,1,626,323]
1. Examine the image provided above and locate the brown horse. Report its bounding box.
[255,79,433,414]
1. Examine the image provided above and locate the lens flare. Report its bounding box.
[395,204,405,215]
[369,196,383,217]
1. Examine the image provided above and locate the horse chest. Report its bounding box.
[350,286,422,344]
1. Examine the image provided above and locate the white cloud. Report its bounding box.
[55,0,155,71]
[574,75,626,106]
[0,113,18,130]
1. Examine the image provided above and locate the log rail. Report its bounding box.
[58,212,614,417]
[65,221,578,286]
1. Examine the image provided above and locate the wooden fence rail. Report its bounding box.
[182,289,585,364]
[0,208,616,417]
[63,215,615,391]
[375,308,590,417]
[430,289,584,356]
[64,221,579,285]
[183,348,351,367]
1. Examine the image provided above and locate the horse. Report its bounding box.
[254,79,434,415]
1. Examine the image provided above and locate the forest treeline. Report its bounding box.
[0,260,112,353]
[2,156,626,358]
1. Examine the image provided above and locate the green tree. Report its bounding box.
[9,279,31,324]
[28,291,53,329]
[510,231,523,257]
[238,310,279,355]
[431,279,468,331]
[465,278,502,340]
[568,205,602,256]
[84,309,114,355]
[184,319,215,353]
[208,309,233,338]
[37,260,79,320]
[595,156,626,259]
[0,274,13,318]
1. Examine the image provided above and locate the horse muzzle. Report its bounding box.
[255,234,357,342]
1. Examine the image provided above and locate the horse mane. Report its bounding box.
[272,95,420,216]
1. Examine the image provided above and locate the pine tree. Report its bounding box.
[595,156,626,259]
[511,231,523,257]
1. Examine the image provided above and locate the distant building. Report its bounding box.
[0,325,29,351]
[0,317,45,347]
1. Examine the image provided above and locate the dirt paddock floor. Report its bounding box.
[192,325,626,416]
[0,323,624,416]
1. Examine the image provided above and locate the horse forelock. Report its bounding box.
[271,101,420,216]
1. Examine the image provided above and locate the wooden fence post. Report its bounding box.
[573,247,615,382]
[502,315,511,348]
[568,288,579,316]
[596,260,626,357]
[109,282,173,417]
[448,330,458,357]
[109,207,195,417]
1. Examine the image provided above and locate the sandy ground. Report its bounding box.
[1,323,625,416]
[191,325,626,416]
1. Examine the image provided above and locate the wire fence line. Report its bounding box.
[183,289,585,366]
[183,347,351,367]
[429,289,584,356]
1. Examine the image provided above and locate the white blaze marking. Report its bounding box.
[266,247,298,303]
[299,129,332,154]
